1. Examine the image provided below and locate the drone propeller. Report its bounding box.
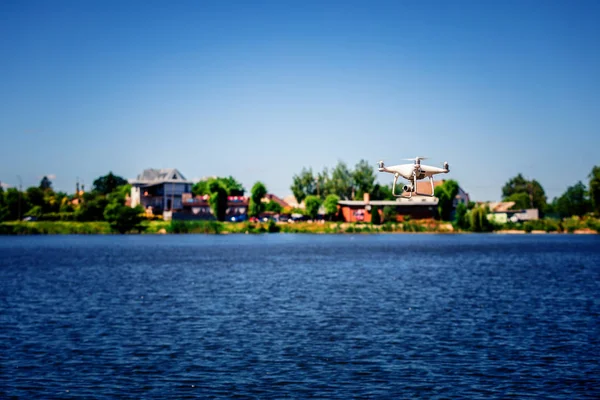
[402,156,428,161]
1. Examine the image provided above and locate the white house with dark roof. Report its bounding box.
[130,168,193,214]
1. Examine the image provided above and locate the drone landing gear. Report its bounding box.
[392,174,404,198]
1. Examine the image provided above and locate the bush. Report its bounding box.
[37,212,77,221]
[371,206,381,225]
[382,206,397,223]
[0,221,111,235]
[168,220,223,234]
[402,221,426,232]
[104,204,146,234]
[267,220,280,233]
[585,218,600,233]
[563,217,582,233]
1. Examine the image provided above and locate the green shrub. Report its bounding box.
[585,218,600,233]
[267,220,280,233]
[563,217,582,233]
[402,221,425,232]
[0,221,111,235]
[37,212,77,221]
[371,206,381,225]
[168,220,223,234]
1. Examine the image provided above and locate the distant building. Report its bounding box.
[263,193,289,208]
[283,195,303,209]
[337,180,470,222]
[485,201,539,224]
[130,168,193,216]
[180,194,282,221]
[339,193,439,222]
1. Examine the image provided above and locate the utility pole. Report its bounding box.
[16,175,22,221]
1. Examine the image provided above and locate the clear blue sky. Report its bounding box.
[1,0,599,201]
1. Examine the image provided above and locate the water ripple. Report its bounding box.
[1,234,599,399]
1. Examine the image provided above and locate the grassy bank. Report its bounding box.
[493,217,600,234]
[0,221,112,235]
[1,218,597,235]
[0,220,453,235]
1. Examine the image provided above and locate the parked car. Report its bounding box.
[230,214,247,222]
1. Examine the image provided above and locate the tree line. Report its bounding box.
[499,167,600,218]
[0,172,144,233]
[190,176,277,221]
[288,161,600,228]
[1,164,599,231]
[0,173,283,229]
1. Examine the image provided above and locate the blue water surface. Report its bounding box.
[1,234,599,399]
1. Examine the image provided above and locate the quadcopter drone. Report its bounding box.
[377,157,450,198]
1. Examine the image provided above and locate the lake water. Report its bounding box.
[1,234,599,399]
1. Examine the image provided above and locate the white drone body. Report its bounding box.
[377,157,450,198]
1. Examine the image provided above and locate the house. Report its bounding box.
[485,201,539,224]
[263,193,289,208]
[339,193,439,222]
[179,194,250,221]
[336,180,470,223]
[179,193,292,221]
[130,168,193,216]
[283,195,303,209]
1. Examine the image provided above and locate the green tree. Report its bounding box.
[39,176,52,191]
[265,201,283,213]
[589,166,600,215]
[249,181,267,217]
[104,203,145,234]
[352,159,376,199]
[453,202,470,230]
[60,197,75,213]
[554,181,590,218]
[75,195,109,221]
[329,161,353,200]
[383,205,398,222]
[434,180,459,221]
[110,184,132,203]
[208,180,228,221]
[470,206,493,232]
[221,176,245,196]
[505,192,531,210]
[4,188,24,220]
[290,168,316,204]
[93,172,128,195]
[316,168,330,198]
[26,187,45,210]
[25,205,43,218]
[371,183,395,200]
[0,186,8,221]
[194,176,245,197]
[371,206,381,225]
[304,195,322,220]
[502,173,546,211]
[192,179,210,196]
[323,194,340,220]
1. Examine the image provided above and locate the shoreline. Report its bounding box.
[0,221,597,235]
